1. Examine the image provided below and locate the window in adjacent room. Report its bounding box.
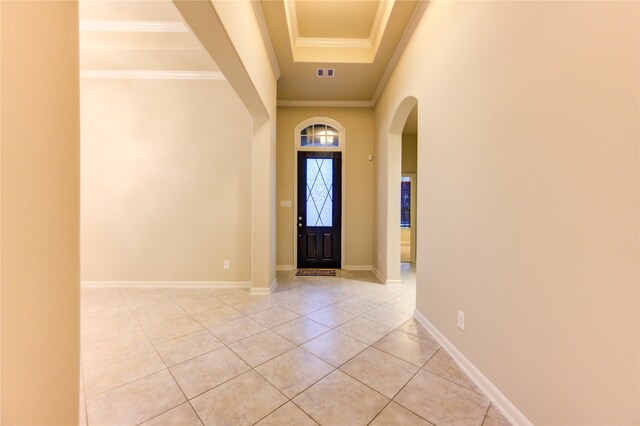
[401,176,411,228]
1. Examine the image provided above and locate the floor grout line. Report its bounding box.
[81,269,463,426]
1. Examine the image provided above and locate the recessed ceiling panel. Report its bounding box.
[296,0,380,39]
[261,0,422,101]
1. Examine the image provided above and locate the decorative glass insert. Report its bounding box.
[401,177,411,228]
[306,158,333,227]
[300,124,339,148]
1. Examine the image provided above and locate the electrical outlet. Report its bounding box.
[224,260,230,270]
[457,310,465,330]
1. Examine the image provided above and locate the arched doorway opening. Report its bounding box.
[385,96,418,284]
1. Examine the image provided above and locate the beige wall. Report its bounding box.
[402,134,417,174]
[375,1,639,424]
[81,78,252,283]
[174,0,278,289]
[400,228,410,245]
[276,107,374,269]
[1,1,80,423]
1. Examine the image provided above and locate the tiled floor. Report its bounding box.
[80,267,511,426]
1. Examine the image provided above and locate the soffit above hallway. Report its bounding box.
[258,0,427,105]
[79,1,221,80]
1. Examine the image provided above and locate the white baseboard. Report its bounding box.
[250,278,278,295]
[343,265,372,271]
[413,309,532,426]
[80,281,251,289]
[386,279,402,284]
[371,266,385,283]
[276,265,295,271]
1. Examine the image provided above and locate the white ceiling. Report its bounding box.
[79,1,219,77]
[79,0,428,103]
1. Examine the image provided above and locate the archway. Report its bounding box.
[385,96,418,283]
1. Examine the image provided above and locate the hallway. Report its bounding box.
[80,271,509,425]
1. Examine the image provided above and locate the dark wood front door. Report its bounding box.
[297,151,341,268]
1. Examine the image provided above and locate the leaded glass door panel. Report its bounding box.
[297,151,341,268]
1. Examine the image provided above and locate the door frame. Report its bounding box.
[293,117,345,269]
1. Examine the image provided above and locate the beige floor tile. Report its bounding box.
[191,370,287,426]
[141,402,203,426]
[132,302,188,328]
[335,317,393,345]
[194,305,244,328]
[264,289,300,303]
[255,348,334,398]
[155,330,224,366]
[86,370,185,426]
[305,290,348,305]
[228,330,296,367]
[396,318,440,346]
[233,297,276,315]
[305,306,358,328]
[301,330,368,367]
[214,290,253,305]
[249,306,300,328]
[333,286,368,298]
[256,401,318,425]
[282,297,328,315]
[373,330,439,367]
[82,305,140,342]
[394,370,490,426]
[362,306,413,328]
[180,296,226,315]
[80,368,85,401]
[370,402,433,426]
[382,296,416,315]
[122,290,174,310]
[209,316,267,344]
[82,328,154,366]
[79,400,87,426]
[81,289,126,314]
[482,404,512,426]
[83,349,166,398]
[272,317,330,345]
[354,290,398,305]
[331,297,376,315]
[162,288,210,304]
[170,347,250,398]
[423,348,482,394]
[144,316,204,344]
[293,370,389,426]
[340,347,419,399]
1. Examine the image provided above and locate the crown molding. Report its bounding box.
[283,0,388,63]
[371,0,429,104]
[251,1,281,80]
[369,0,395,54]
[80,70,225,80]
[79,20,188,33]
[295,37,372,49]
[277,99,374,108]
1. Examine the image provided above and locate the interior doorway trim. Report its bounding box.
[293,117,346,269]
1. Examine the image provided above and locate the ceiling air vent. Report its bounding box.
[316,68,335,78]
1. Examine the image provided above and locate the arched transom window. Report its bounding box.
[296,117,344,151]
[301,124,339,148]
